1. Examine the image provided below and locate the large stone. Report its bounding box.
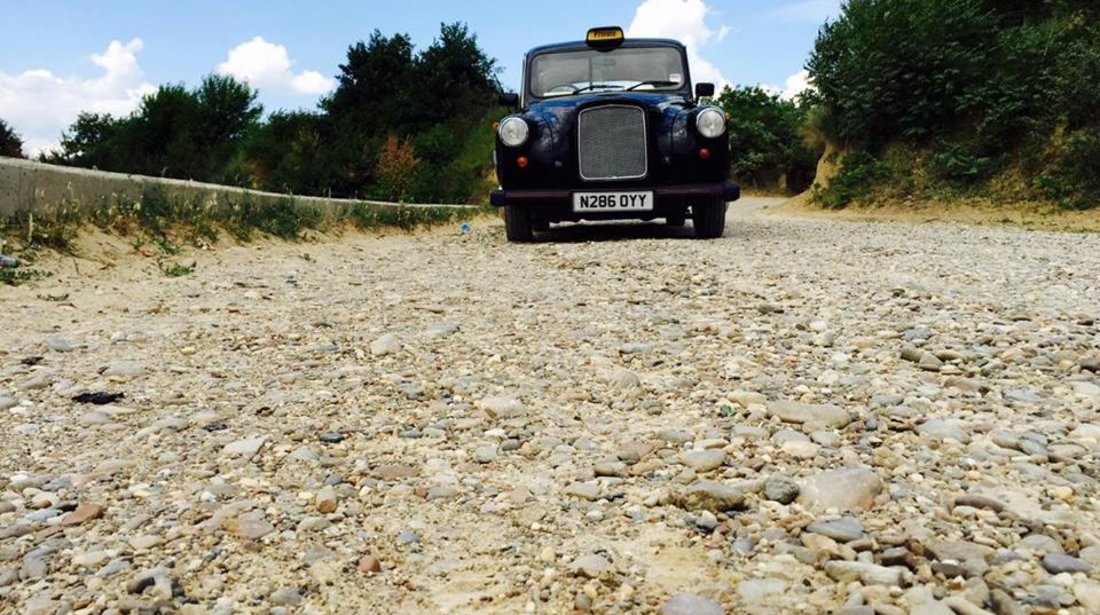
[1073,580,1100,613]
[824,561,907,586]
[372,464,418,480]
[571,554,610,579]
[103,361,147,379]
[1041,553,1091,574]
[61,503,105,526]
[680,449,726,473]
[563,482,600,501]
[798,467,883,512]
[369,334,402,356]
[679,481,746,512]
[476,396,526,419]
[924,539,995,563]
[806,517,864,542]
[224,437,266,458]
[660,594,725,615]
[763,474,800,504]
[767,400,851,428]
[226,512,275,540]
[916,419,971,443]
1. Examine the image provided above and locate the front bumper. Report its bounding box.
[489,181,741,211]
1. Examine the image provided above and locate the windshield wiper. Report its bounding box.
[570,83,620,94]
[625,80,680,91]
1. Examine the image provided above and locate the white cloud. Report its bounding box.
[0,38,155,156]
[626,0,730,89]
[216,37,333,95]
[773,0,843,23]
[780,69,811,100]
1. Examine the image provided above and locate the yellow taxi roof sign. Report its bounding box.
[586,26,625,49]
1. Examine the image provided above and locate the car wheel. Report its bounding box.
[504,205,534,242]
[692,198,726,239]
[666,214,686,227]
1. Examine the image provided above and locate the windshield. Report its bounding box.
[529,46,687,98]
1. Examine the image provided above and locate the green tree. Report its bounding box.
[807,0,1100,208]
[716,86,821,193]
[44,113,121,168]
[195,74,263,183]
[241,110,335,195]
[0,119,25,158]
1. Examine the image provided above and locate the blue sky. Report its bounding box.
[0,0,841,154]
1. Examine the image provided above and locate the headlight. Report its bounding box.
[498,117,529,147]
[696,107,726,139]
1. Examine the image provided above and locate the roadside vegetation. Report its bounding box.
[0,185,484,261]
[0,119,25,158]
[7,5,1097,214]
[806,0,1100,210]
[36,23,501,205]
[713,86,821,195]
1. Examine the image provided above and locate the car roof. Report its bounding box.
[525,38,687,56]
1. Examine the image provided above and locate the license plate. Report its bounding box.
[572,191,654,213]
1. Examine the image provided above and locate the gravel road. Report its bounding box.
[2,197,1098,614]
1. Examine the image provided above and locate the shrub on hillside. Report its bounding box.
[807,0,1100,208]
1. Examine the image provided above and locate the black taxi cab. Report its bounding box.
[491,26,740,242]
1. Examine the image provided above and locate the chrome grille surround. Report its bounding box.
[577,105,647,181]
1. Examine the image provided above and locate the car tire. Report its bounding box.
[504,205,534,242]
[666,214,686,227]
[692,198,726,239]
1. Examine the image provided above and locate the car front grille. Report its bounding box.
[577,105,647,181]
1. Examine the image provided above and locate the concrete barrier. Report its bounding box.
[0,156,477,218]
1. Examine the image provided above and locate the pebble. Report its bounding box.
[224,437,266,457]
[227,512,275,540]
[563,482,600,501]
[474,445,498,464]
[1041,553,1091,574]
[659,593,724,615]
[806,517,864,543]
[369,334,402,356]
[61,503,104,526]
[680,449,725,473]
[798,467,883,511]
[270,587,303,607]
[571,554,610,579]
[358,556,382,574]
[767,400,851,428]
[824,561,907,586]
[315,486,338,513]
[916,419,971,443]
[763,474,800,504]
[476,396,526,419]
[679,481,746,512]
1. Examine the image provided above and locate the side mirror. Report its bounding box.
[695,82,715,98]
[499,92,520,107]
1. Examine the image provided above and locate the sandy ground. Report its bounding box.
[771,193,1100,233]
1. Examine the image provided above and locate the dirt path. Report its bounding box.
[1,198,1098,614]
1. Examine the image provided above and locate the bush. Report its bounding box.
[806,0,1100,208]
[814,152,891,209]
[716,87,821,193]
